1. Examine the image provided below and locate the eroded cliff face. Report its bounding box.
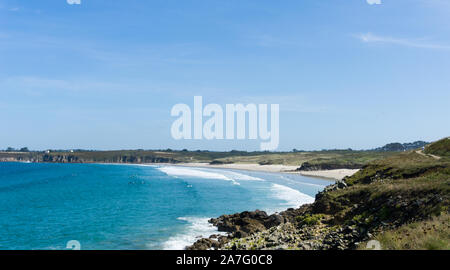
[0,153,179,164]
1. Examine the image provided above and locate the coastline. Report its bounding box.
[1,160,359,249]
[295,169,360,181]
[155,163,327,249]
[175,162,358,181]
[163,163,359,249]
[1,160,358,181]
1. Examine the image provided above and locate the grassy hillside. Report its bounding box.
[198,150,394,168]
[197,137,450,250]
[425,137,450,157]
[307,142,449,249]
[344,151,449,185]
[359,213,449,250]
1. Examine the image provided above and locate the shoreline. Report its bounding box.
[295,169,360,181]
[174,162,358,181]
[1,160,359,250]
[156,163,327,250]
[1,160,359,181]
[88,161,346,249]
[161,162,359,249]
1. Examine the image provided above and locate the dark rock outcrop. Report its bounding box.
[297,162,362,171]
[188,205,314,250]
[209,210,285,238]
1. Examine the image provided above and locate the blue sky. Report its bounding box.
[0,0,449,151]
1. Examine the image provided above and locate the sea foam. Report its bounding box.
[270,183,315,212]
[157,166,264,186]
[158,165,316,247]
[157,166,232,180]
[219,170,264,181]
[161,217,227,250]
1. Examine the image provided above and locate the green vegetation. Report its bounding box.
[2,138,448,250]
[303,138,450,249]
[424,137,450,157]
[187,138,448,250]
[359,213,450,250]
[0,149,267,164]
[344,150,450,186]
[210,150,394,167]
[2,147,30,152]
[296,214,326,226]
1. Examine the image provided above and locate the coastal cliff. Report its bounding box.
[0,151,180,164]
[189,138,450,250]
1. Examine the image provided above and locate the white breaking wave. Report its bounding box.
[157,167,316,248]
[219,171,264,181]
[270,183,315,212]
[156,166,263,185]
[158,166,232,180]
[278,175,328,188]
[158,165,314,210]
[161,217,227,250]
[161,184,315,249]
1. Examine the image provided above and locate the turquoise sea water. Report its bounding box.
[0,162,332,250]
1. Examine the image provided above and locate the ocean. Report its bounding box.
[0,162,332,250]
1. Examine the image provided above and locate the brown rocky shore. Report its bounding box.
[188,180,373,250]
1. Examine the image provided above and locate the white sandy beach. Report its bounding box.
[176,163,358,181]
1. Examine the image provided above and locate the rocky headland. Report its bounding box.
[188,138,450,250]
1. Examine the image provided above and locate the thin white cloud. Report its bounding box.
[357,33,450,50]
[9,7,20,12]
[366,0,382,5]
